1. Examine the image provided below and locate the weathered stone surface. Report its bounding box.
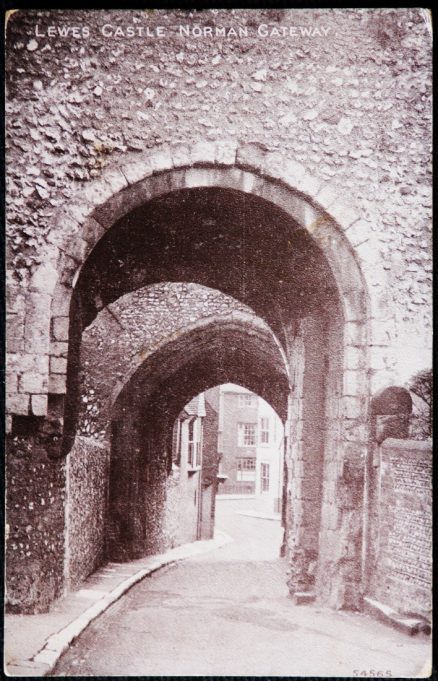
[52,317,69,342]
[31,394,48,416]
[368,439,432,618]
[4,8,432,618]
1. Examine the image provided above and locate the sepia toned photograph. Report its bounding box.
[4,7,432,678]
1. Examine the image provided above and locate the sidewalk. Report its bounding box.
[4,531,232,677]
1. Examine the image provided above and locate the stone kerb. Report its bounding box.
[9,141,383,418]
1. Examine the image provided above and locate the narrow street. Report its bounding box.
[53,498,430,677]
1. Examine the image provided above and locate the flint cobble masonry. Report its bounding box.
[5,8,432,616]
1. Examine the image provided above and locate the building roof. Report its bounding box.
[219,383,253,394]
[182,392,206,418]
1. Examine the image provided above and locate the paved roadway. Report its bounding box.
[54,498,431,677]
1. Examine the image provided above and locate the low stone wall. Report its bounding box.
[368,438,432,619]
[65,436,110,589]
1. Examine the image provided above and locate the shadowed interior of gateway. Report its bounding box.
[75,187,339,339]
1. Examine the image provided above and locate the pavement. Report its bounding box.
[4,498,432,677]
[4,531,232,677]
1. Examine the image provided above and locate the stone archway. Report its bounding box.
[64,282,290,588]
[10,142,381,611]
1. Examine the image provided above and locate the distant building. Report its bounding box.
[169,392,220,544]
[216,384,284,513]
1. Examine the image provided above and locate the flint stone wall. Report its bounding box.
[6,8,432,417]
[368,438,432,619]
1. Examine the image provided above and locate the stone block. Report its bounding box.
[6,285,25,314]
[315,182,343,211]
[190,141,216,164]
[80,178,115,207]
[343,321,366,346]
[7,393,29,415]
[19,372,46,394]
[322,481,337,505]
[236,143,267,172]
[256,181,302,218]
[343,218,371,246]
[171,143,192,168]
[328,200,361,232]
[342,288,366,323]
[341,396,363,419]
[47,212,80,249]
[342,370,364,396]
[31,394,48,416]
[103,168,128,194]
[263,152,286,180]
[92,184,144,230]
[82,217,106,246]
[7,353,49,374]
[6,313,24,353]
[50,341,69,357]
[50,356,68,374]
[62,236,90,265]
[354,238,380,269]
[183,167,214,189]
[215,140,237,166]
[24,292,51,354]
[147,172,175,198]
[150,147,173,174]
[283,159,320,195]
[52,317,69,342]
[121,158,154,185]
[51,284,72,318]
[341,420,368,443]
[49,374,67,394]
[344,346,365,370]
[368,346,394,372]
[66,200,94,226]
[29,262,58,295]
[58,252,79,287]
[6,372,18,393]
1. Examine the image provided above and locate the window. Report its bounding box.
[238,422,257,446]
[188,418,202,469]
[237,457,256,481]
[188,418,195,467]
[260,417,269,444]
[261,463,270,492]
[238,393,256,407]
[195,440,202,467]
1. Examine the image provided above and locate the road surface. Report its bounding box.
[54,498,430,677]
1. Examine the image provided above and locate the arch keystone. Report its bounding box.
[190,141,216,164]
[214,140,237,166]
